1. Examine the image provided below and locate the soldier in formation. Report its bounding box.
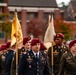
[5,42,16,75]
[0,44,8,75]
[58,40,76,75]
[18,38,51,75]
[47,33,69,75]
[18,36,31,60]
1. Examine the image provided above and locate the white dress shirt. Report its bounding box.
[33,51,39,58]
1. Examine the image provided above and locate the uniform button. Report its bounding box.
[37,62,39,64]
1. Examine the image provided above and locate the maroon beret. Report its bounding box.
[6,42,11,48]
[54,33,64,39]
[31,38,40,46]
[0,44,6,50]
[69,40,76,48]
[23,36,31,45]
[40,42,47,51]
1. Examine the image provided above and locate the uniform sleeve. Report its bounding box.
[58,53,66,75]
[18,54,26,75]
[44,55,51,75]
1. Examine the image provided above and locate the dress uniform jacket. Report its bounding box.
[5,50,16,75]
[18,47,29,58]
[0,52,7,75]
[16,47,30,64]
[18,50,51,75]
[58,52,76,75]
[47,45,68,75]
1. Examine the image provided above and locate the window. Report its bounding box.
[0,32,4,39]
[27,12,38,20]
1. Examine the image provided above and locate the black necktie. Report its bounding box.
[36,54,38,58]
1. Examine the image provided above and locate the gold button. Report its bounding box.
[37,69,39,72]
[37,62,38,64]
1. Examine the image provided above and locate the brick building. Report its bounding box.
[0,0,59,44]
[1,0,76,44]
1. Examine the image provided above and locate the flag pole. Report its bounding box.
[15,9,18,75]
[16,38,18,75]
[44,14,55,75]
[11,9,23,75]
[51,14,54,75]
[51,42,54,75]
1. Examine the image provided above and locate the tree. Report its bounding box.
[55,20,72,41]
[27,19,47,41]
[0,13,12,43]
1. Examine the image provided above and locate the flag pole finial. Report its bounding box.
[15,9,17,13]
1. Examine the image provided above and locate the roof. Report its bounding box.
[59,6,67,11]
[8,0,58,8]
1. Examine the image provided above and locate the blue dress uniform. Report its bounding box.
[18,50,51,75]
[5,50,15,75]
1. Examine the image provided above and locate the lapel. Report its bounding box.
[29,50,35,59]
[69,52,76,63]
[39,51,42,59]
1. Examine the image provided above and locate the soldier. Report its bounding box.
[0,44,8,75]
[47,33,69,75]
[18,38,51,75]
[18,36,31,61]
[5,43,16,75]
[58,40,76,75]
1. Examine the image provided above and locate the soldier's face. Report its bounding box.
[71,43,76,53]
[31,43,40,52]
[55,38,63,45]
[24,40,31,49]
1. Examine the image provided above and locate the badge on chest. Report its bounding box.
[27,53,33,68]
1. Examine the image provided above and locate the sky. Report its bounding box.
[56,0,70,6]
